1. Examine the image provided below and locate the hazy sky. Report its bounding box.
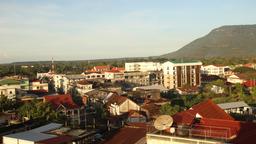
[0,0,256,63]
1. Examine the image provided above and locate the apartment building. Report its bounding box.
[125,62,161,72]
[162,60,202,89]
[201,65,230,76]
[124,71,163,86]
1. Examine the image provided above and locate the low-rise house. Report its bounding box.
[127,110,147,123]
[29,80,48,92]
[243,63,256,69]
[217,101,252,114]
[43,94,86,128]
[106,95,140,116]
[133,85,168,101]
[227,74,246,84]
[86,65,110,73]
[0,79,21,99]
[104,70,124,82]
[76,80,93,96]
[53,74,98,94]
[111,67,125,72]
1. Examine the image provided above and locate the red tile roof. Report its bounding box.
[243,80,256,87]
[111,67,125,71]
[103,127,146,144]
[94,65,110,70]
[173,99,234,125]
[44,94,79,109]
[190,99,234,120]
[77,80,91,85]
[106,95,128,106]
[172,100,256,143]
[172,109,197,125]
[36,135,74,144]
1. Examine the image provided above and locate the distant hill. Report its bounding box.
[161,25,256,59]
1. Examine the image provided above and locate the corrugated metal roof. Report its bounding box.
[135,85,168,92]
[5,131,57,142]
[217,101,249,110]
[30,123,63,133]
[4,123,62,142]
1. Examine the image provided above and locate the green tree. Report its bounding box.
[18,100,60,121]
[160,103,180,115]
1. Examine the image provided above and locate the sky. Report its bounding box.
[0,0,256,63]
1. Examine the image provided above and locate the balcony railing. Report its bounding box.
[146,124,229,143]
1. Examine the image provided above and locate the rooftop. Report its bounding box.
[0,79,20,85]
[217,101,249,110]
[4,123,62,142]
[103,126,146,144]
[44,94,79,109]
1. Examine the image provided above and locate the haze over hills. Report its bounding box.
[161,24,256,59]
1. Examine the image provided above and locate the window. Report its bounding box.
[10,91,13,94]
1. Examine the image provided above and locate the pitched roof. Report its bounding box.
[44,94,79,109]
[173,99,234,125]
[77,80,91,85]
[243,80,256,87]
[94,65,110,69]
[103,127,146,144]
[106,95,128,106]
[111,67,125,71]
[190,99,234,120]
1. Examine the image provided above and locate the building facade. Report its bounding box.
[125,62,161,72]
[162,61,202,89]
[124,71,163,86]
[201,65,230,76]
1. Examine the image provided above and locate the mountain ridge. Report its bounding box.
[161,24,256,59]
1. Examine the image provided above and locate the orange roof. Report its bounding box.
[94,65,110,69]
[103,127,146,144]
[77,80,90,85]
[44,94,79,109]
[106,95,128,106]
[173,99,234,125]
[191,99,234,120]
[243,80,256,87]
[111,67,125,71]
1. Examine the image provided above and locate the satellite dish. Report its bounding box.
[154,115,173,130]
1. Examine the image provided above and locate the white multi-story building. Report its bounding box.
[29,80,48,92]
[125,62,161,72]
[0,79,21,99]
[161,60,202,89]
[76,80,93,96]
[201,65,230,76]
[0,85,20,99]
